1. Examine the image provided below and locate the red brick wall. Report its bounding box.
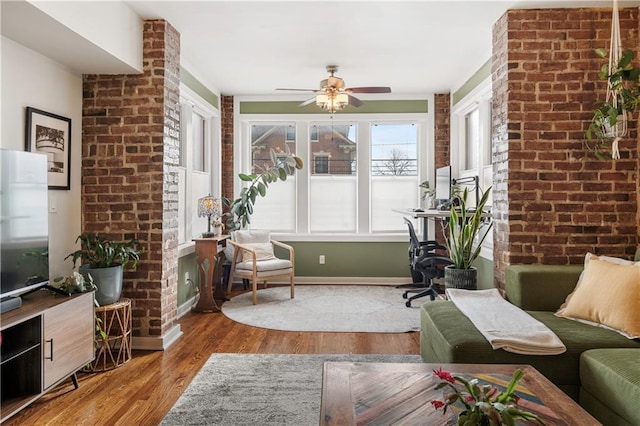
[492,8,640,288]
[434,93,451,169]
[221,96,234,205]
[82,20,181,339]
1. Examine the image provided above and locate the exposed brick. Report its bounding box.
[81,20,180,341]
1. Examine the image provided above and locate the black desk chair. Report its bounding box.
[401,217,453,307]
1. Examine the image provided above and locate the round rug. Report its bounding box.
[221,285,421,332]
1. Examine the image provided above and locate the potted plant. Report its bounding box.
[66,233,144,306]
[419,180,436,209]
[444,186,492,290]
[223,147,303,232]
[586,48,640,159]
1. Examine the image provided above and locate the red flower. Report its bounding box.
[430,400,445,410]
[433,367,456,383]
[465,395,475,403]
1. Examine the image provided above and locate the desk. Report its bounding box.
[392,208,451,240]
[393,208,491,241]
[192,236,229,313]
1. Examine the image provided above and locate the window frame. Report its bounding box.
[234,99,433,242]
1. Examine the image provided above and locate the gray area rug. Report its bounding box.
[161,353,423,426]
[221,285,421,333]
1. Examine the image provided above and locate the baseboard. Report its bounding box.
[177,296,196,319]
[230,276,411,286]
[132,324,183,351]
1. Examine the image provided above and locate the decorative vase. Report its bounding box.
[213,225,222,237]
[603,113,627,138]
[444,265,477,290]
[79,264,123,306]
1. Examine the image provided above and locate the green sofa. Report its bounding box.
[420,263,640,424]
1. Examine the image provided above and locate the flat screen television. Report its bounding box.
[0,149,50,303]
[435,165,451,202]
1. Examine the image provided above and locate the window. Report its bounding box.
[285,125,295,142]
[370,123,418,232]
[177,85,220,246]
[247,124,297,232]
[239,116,427,237]
[464,108,480,170]
[314,154,329,174]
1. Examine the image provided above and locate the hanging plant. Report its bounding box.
[586,0,640,160]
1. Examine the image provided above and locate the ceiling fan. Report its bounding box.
[276,65,391,113]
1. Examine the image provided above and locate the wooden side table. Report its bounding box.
[84,298,132,372]
[192,235,229,312]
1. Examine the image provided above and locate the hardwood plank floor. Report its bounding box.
[5,291,421,426]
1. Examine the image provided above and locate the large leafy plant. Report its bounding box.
[223,148,303,232]
[586,48,640,159]
[66,233,143,269]
[445,187,492,270]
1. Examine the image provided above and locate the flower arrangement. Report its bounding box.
[430,367,546,425]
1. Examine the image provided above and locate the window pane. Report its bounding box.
[310,176,357,232]
[309,124,357,232]
[249,124,297,232]
[192,111,205,172]
[465,108,479,170]
[371,123,417,176]
[310,124,356,175]
[371,123,418,232]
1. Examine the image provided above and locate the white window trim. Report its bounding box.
[233,99,433,241]
[178,83,220,251]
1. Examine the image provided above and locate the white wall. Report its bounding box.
[1,36,82,281]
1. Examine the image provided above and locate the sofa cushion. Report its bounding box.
[505,265,583,311]
[556,254,640,339]
[420,301,640,400]
[580,349,640,426]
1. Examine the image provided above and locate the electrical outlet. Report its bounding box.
[319,255,325,265]
[184,271,190,285]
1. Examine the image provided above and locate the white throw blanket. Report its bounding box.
[446,288,566,355]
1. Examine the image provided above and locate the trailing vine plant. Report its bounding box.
[223,147,303,232]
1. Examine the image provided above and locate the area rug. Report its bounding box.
[221,285,421,332]
[161,353,422,426]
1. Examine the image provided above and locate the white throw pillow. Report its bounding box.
[241,242,276,263]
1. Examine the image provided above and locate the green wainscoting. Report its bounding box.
[177,253,199,306]
[474,255,494,290]
[278,241,408,277]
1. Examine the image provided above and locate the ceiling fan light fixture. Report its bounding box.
[316,92,349,113]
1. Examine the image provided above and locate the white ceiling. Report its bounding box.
[124,0,635,97]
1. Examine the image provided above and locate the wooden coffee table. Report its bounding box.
[320,362,600,426]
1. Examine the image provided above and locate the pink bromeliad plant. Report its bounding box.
[430,367,546,426]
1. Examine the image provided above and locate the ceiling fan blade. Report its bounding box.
[299,97,316,107]
[347,86,392,94]
[276,88,319,92]
[347,94,363,107]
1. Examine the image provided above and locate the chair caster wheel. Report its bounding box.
[405,301,412,307]
[402,292,408,299]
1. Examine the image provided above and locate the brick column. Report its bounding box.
[82,20,181,347]
[434,93,451,169]
[221,95,234,204]
[492,8,639,288]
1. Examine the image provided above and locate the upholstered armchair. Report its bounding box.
[226,230,295,305]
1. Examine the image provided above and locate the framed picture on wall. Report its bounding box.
[25,106,72,190]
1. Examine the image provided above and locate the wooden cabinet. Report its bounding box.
[1,291,94,423]
[43,294,94,388]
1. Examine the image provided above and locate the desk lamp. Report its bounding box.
[197,195,222,238]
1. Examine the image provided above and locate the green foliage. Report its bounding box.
[586,48,640,159]
[431,367,546,425]
[223,148,303,232]
[66,233,144,269]
[445,187,492,270]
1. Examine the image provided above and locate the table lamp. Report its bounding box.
[197,195,222,238]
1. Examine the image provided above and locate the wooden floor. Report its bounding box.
[6,290,420,426]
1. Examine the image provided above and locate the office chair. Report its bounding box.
[396,218,446,288]
[401,218,453,307]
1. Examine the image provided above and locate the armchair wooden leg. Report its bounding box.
[252,279,258,305]
[290,275,295,299]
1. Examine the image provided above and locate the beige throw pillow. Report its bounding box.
[241,243,276,263]
[555,253,640,339]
